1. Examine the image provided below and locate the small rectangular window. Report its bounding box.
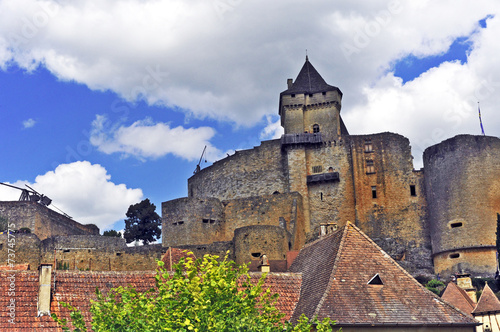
[291,94,295,98]
[364,140,373,153]
[410,185,416,196]
[309,94,313,97]
[312,165,322,173]
[371,186,377,199]
[322,91,326,96]
[366,160,375,174]
[449,253,460,259]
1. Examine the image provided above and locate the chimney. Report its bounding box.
[259,254,270,273]
[320,223,338,237]
[456,273,477,303]
[287,79,293,89]
[37,264,52,316]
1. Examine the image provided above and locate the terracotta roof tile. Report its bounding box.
[289,223,479,327]
[1,268,301,331]
[441,282,475,315]
[472,282,500,315]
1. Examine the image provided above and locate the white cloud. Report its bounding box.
[260,115,284,141]
[0,0,498,162]
[90,115,225,162]
[0,161,143,230]
[22,118,36,128]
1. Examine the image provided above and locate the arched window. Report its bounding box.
[313,124,320,133]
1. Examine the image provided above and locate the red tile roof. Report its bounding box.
[472,282,500,315]
[289,222,479,328]
[441,282,476,315]
[0,269,301,331]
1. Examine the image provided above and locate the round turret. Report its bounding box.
[424,135,500,276]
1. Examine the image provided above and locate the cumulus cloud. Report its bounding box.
[0,161,143,230]
[260,115,284,141]
[0,0,499,161]
[22,118,36,128]
[90,115,226,162]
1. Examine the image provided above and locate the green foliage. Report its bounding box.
[425,279,445,295]
[103,230,122,237]
[57,261,70,270]
[53,252,338,331]
[123,198,161,245]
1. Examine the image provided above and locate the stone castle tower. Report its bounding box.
[162,57,500,277]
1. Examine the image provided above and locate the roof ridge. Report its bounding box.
[312,222,350,317]
[345,222,478,317]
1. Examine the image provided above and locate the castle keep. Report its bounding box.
[162,57,500,277]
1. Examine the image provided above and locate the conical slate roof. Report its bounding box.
[472,282,500,315]
[280,56,342,96]
[288,223,479,328]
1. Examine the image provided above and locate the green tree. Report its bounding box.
[123,199,161,245]
[425,279,445,295]
[52,253,337,332]
[103,230,122,237]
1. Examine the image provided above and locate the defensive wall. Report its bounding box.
[0,234,166,271]
[162,192,306,251]
[0,201,99,240]
[188,139,287,200]
[424,135,500,276]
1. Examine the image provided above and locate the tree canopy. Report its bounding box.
[53,252,336,332]
[103,230,122,237]
[123,198,161,245]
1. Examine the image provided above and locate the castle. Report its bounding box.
[162,56,500,277]
[1,57,499,279]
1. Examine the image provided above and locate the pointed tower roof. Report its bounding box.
[288,223,479,328]
[441,281,475,315]
[280,56,342,96]
[472,282,500,315]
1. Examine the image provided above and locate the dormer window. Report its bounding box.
[367,273,383,285]
[313,124,320,133]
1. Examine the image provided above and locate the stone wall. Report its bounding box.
[0,234,41,270]
[349,133,429,246]
[424,135,500,276]
[305,141,356,235]
[223,193,304,250]
[162,197,225,247]
[188,140,287,200]
[0,201,99,240]
[233,225,289,265]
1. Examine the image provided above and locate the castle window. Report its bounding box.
[450,222,463,228]
[320,192,323,201]
[313,124,320,133]
[366,160,375,174]
[449,253,460,259]
[371,186,377,199]
[309,94,313,97]
[312,165,322,173]
[322,91,326,96]
[328,167,334,172]
[251,252,261,258]
[202,219,209,224]
[410,185,417,196]
[291,94,295,98]
[365,142,373,153]
[0,243,3,250]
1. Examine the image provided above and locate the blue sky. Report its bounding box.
[0,1,499,234]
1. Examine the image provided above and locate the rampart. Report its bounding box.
[233,225,289,265]
[188,140,287,200]
[424,135,500,275]
[0,201,99,240]
[0,234,166,271]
